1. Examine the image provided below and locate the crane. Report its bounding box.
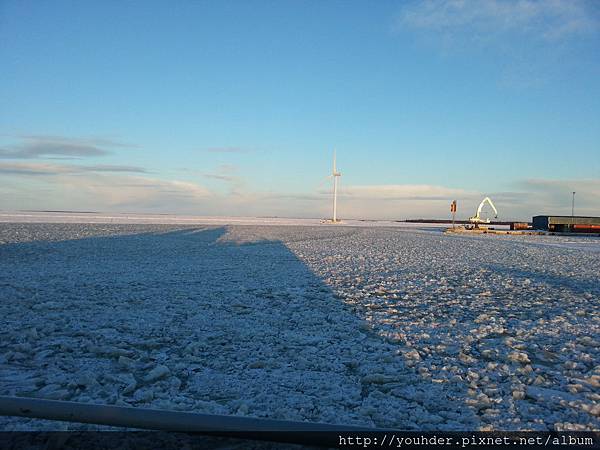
[469,197,498,227]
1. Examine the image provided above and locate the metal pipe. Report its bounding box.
[0,396,375,445]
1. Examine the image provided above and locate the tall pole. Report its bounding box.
[452,200,456,229]
[572,191,576,218]
[333,175,338,222]
[332,150,340,223]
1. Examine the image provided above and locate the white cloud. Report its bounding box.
[58,175,212,210]
[454,179,600,221]
[1,161,598,221]
[326,184,475,220]
[518,178,600,215]
[0,164,212,212]
[1,166,473,219]
[0,162,147,175]
[0,135,135,159]
[339,184,471,200]
[396,0,599,87]
[398,0,599,41]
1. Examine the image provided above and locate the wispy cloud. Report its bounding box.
[0,135,134,159]
[0,164,212,212]
[519,178,600,210]
[396,0,600,87]
[18,134,136,148]
[2,160,597,220]
[397,0,599,42]
[262,193,322,202]
[68,176,212,210]
[0,142,108,159]
[83,165,148,173]
[198,164,247,196]
[475,178,600,220]
[0,163,62,176]
[202,173,237,182]
[173,164,246,196]
[0,162,148,175]
[310,183,481,220]
[338,184,471,200]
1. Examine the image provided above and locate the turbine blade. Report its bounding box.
[316,175,333,190]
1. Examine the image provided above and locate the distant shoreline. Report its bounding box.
[0,211,476,228]
[402,218,529,226]
[11,210,527,224]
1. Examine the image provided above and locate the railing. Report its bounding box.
[0,396,375,446]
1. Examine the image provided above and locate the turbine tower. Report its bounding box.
[332,150,341,222]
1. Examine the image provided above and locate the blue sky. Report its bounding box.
[1,0,599,220]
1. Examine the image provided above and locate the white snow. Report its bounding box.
[0,210,456,229]
[0,221,599,431]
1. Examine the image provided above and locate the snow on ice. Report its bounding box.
[0,221,599,431]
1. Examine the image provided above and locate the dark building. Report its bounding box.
[532,215,600,233]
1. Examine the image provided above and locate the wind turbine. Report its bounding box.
[331,150,341,222]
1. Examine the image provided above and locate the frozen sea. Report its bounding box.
[0,214,599,431]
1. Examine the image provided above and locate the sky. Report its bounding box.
[1,0,599,221]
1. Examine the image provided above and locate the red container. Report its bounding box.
[572,224,600,233]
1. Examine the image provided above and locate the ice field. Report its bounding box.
[0,221,599,431]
